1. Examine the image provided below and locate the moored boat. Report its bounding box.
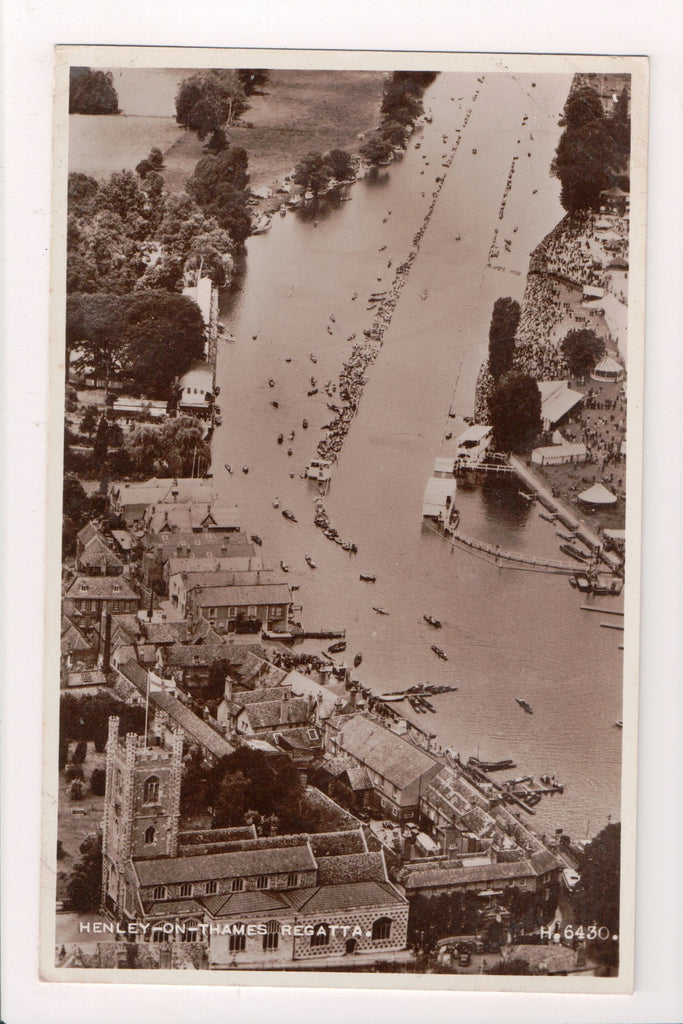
[431,645,448,660]
[353,653,363,667]
[560,543,589,562]
[328,640,346,654]
[251,534,262,546]
[373,606,389,615]
[305,556,317,569]
[516,697,533,714]
[282,509,297,522]
[359,573,376,582]
[280,561,289,572]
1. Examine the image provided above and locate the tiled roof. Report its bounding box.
[272,727,322,750]
[343,766,372,791]
[77,536,124,570]
[233,687,292,706]
[151,691,235,760]
[166,556,259,577]
[158,644,235,668]
[316,852,387,886]
[530,850,561,875]
[403,859,537,890]
[293,880,406,914]
[61,621,93,654]
[307,831,368,858]
[152,532,255,562]
[65,575,139,600]
[201,890,291,917]
[143,898,204,918]
[179,569,286,590]
[135,844,316,886]
[190,584,292,607]
[334,715,439,790]
[77,522,100,546]
[241,697,311,730]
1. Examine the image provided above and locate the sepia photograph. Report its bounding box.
[39,48,649,992]
[35,48,651,994]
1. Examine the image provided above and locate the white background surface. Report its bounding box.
[2,2,682,1022]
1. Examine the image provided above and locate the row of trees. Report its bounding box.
[360,70,438,167]
[551,85,631,213]
[292,148,357,198]
[59,692,146,769]
[488,297,521,382]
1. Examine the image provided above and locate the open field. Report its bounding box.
[69,69,386,199]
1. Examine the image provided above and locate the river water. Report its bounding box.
[208,70,623,841]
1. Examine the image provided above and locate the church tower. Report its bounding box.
[101,716,183,917]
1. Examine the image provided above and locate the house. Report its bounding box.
[140,530,255,591]
[177,362,214,418]
[453,424,492,464]
[76,534,125,577]
[186,583,292,635]
[165,555,261,597]
[63,575,140,628]
[232,696,312,738]
[170,569,285,618]
[61,614,97,672]
[153,643,237,697]
[108,479,219,528]
[421,477,457,523]
[142,504,241,537]
[101,716,409,968]
[323,714,442,822]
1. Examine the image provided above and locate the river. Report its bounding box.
[209,70,623,841]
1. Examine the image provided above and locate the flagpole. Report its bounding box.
[144,668,150,748]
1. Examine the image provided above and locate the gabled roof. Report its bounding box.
[316,852,387,885]
[191,584,292,608]
[151,531,254,562]
[403,859,537,890]
[77,522,100,546]
[65,575,139,601]
[307,830,368,858]
[200,889,291,917]
[77,536,124,571]
[178,569,286,591]
[157,643,234,668]
[288,880,406,914]
[333,715,439,790]
[239,697,311,730]
[134,843,316,886]
[537,380,584,426]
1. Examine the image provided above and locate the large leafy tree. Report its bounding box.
[293,151,334,195]
[488,297,520,382]
[562,86,605,130]
[560,328,605,377]
[175,70,247,137]
[360,134,394,167]
[121,291,205,397]
[127,416,210,477]
[489,371,542,452]
[574,821,620,967]
[66,833,103,912]
[323,149,356,181]
[69,68,119,115]
[210,747,304,832]
[237,69,269,96]
[66,292,129,379]
[186,148,251,243]
[551,119,617,213]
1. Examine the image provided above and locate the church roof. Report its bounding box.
[134,843,316,886]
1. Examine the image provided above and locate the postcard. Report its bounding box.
[41,46,647,993]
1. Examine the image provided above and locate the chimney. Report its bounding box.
[102,612,112,673]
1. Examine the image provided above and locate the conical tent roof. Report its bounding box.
[578,482,617,505]
[594,356,623,375]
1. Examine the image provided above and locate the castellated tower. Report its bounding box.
[101,716,183,917]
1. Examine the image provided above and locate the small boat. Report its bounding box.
[273,498,279,508]
[353,653,363,668]
[431,645,448,661]
[214,385,221,396]
[250,534,262,546]
[424,615,442,628]
[214,414,222,426]
[360,573,376,583]
[279,561,289,573]
[271,400,279,409]
[351,293,357,301]
[516,698,533,714]
[305,556,317,569]
[615,720,623,729]
[539,512,556,523]
[302,419,308,429]
[519,491,535,503]
[307,388,318,397]
[472,148,477,155]
[287,448,293,456]
[224,464,233,474]
[277,433,284,444]
[290,584,300,591]
[373,606,389,616]
[329,314,335,323]
[468,757,516,773]
[282,509,297,522]
[310,354,317,363]
[268,378,275,388]
[242,465,249,474]
[454,234,461,241]
[328,640,346,654]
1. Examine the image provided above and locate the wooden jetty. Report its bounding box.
[580,606,624,616]
[300,628,346,640]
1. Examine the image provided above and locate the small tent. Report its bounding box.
[591,356,624,383]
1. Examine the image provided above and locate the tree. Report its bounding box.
[72,740,88,764]
[237,69,269,95]
[381,77,424,126]
[607,86,630,166]
[324,149,356,181]
[186,148,251,243]
[125,416,210,478]
[207,659,230,701]
[90,768,106,796]
[293,151,334,196]
[379,120,409,148]
[67,173,99,217]
[360,134,394,166]
[210,748,304,832]
[574,821,620,968]
[66,833,103,912]
[175,70,247,136]
[69,68,119,115]
[488,297,520,381]
[66,292,129,380]
[560,328,605,377]
[562,86,605,130]
[121,291,206,397]
[92,414,109,469]
[489,371,542,453]
[551,120,617,213]
[79,406,99,437]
